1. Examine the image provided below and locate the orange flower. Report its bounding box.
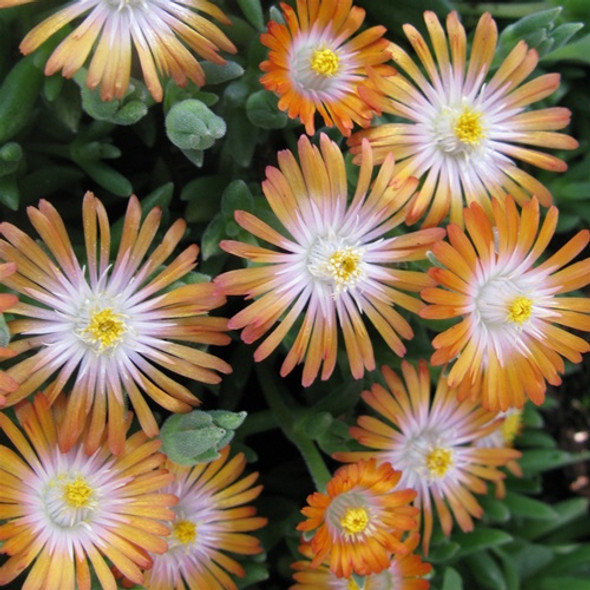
[142,446,267,590]
[420,195,590,411]
[260,0,393,136]
[0,192,231,455]
[6,0,237,101]
[349,10,578,227]
[334,360,521,553]
[0,262,18,404]
[0,393,178,590]
[215,133,444,386]
[291,532,431,589]
[297,459,418,578]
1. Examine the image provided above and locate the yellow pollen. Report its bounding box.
[340,506,369,535]
[84,308,126,350]
[501,412,522,445]
[62,478,94,508]
[327,248,362,287]
[311,48,339,76]
[507,296,533,324]
[173,519,197,545]
[348,579,361,590]
[426,447,453,478]
[454,107,484,145]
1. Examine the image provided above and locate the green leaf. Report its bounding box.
[504,491,558,520]
[466,551,507,590]
[452,528,513,558]
[542,32,590,64]
[0,173,19,210]
[297,412,333,439]
[536,577,590,590]
[0,313,10,348]
[520,497,589,541]
[75,159,132,197]
[201,61,244,85]
[201,213,225,260]
[494,548,521,590]
[519,449,590,474]
[165,99,226,151]
[236,0,264,30]
[208,410,247,431]
[509,539,555,579]
[246,90,289,129]
[221,180,254,219]
[441,567,463,590]
[0,142,22,177]
[479,494,511,523]
[428,541,461,563]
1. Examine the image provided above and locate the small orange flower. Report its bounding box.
[260,0,394,136]
[0,393,178,590]
[0,192,231,455]
[349,10,578,227]
[297,459,418,579]
[334,360,521,553]
[291,532,431,589]
[420,195,590,411]
[4,0,237,101]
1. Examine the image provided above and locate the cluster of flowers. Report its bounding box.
[0,0,589,588]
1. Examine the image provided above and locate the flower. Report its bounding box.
[297,459,418,579]
[0,191,231,455]
[348,10,578,227]
[334,360,521,553]
[259,0,394,136]
[291,532,431,589]
[142,446,267,590]
[0,392,178,589]
[215,133,445,386]
[420,195,590,411]
[0,262,19,403]
[9,0,237,102]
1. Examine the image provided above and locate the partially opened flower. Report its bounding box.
[297,459,418,579]
[0,393,178,590]
[334,360,520,553]
[420,195,590,411]
[142,446,267,590]
[0,262,19,403]
[259,0,394,136]
[215,133,445,386]
[348,10,578,227]
[6,0,237,101]
[0,191,231,455]
[291,532,431,589]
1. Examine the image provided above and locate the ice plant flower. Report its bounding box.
[0,393,178,590]
[0,262,19,403]
[8,0,237,102]
[291,532,431,589]
[348,10,578,227]
[215,133,445,386]
[259,0,394,136]
[0,191,231,455]
[297,459,418,579]
[334,360,521,553]
[420,195,590,411]
[142,446,267,590]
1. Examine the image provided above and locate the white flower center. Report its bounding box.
[44,473,97,528]
[326,490,374,540]
[433,104,486,156]
[75,296,129,354]
[475,277,534,328]
[307,237,365,293]
[289,39,343,94]
[106,0,146,10]
[172,518,197,546]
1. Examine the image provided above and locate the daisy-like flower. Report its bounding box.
[420,195,590,411]
[334,360,521,553]
[0,191,231,455]
[297,459,418,579]
[0,262,19,403]
[5,0,237,102]
[141,446,267,590]
[259,0,394,136]
[0,392,178,590]
[348,10,578,227]
[215,133,445,386]
[291,532,431,589]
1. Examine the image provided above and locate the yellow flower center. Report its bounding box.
[62,477,94,508]
[83,308,127,351]
[327,248,362,288]
[506,296,533,324]
[426,447,453,478]
[311,48,339,76]
[340,506,369,535]
[501,412,522,445]
[173,519,197,545]
[454,107,485,145]
[348,579,362,590]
